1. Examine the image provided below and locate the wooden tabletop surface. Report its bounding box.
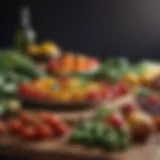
[0,94,159,160]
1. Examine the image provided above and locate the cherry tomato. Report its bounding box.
[8,119,22,134]
[0,121,6,135]
[17,83,33,98]
[38,112,54,122]
[47,59,60,72]
[147,95,158,104]
[36,124,53,139]
[18,112,34,124]
[105,114,124,129]
[46,117,69,136]
[116,84,128,95]
[20,126,37,140]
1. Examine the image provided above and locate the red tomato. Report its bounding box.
[47,59,60,72]
[46,117,69,136]
[31,90,48,101]
[85,91,100,101]
[38,112,54,122]
[147,95,158,104]
[36,124,53,139]
[20,126,37,140]
[105,114,124,129]
[8,119,22,134]
[116,84,128,95]
[17,83,33,98]
[0,121,6,135]
[18,112,34,124]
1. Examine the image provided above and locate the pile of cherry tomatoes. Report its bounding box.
[0,111,69,141]
[17,77,129,103]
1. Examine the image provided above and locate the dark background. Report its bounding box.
[1,0,160,59]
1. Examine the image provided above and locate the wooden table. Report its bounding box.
[0,94,159,160]
[0,134,159,160]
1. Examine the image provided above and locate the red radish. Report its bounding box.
[105,114,124,128]
[121,103,136,115]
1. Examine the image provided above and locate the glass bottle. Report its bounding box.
[14,6,36,52]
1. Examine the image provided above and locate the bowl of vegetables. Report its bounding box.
[17,77,129,110]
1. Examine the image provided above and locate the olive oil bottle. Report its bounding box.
[14,6,36,52]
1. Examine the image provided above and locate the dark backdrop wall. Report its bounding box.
[1,0,160,58]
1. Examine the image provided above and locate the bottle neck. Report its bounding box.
[20,7,32,29]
